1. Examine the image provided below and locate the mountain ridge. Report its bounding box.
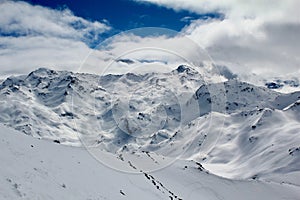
[0,67,300,182]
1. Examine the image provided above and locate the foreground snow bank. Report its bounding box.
[1,124,300,200]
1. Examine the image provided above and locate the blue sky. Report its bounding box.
[25,0,220,34]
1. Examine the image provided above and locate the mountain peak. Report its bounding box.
[176,65,191,73]
[27,67,60,78]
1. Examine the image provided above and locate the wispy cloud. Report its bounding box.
[180,16,194,23]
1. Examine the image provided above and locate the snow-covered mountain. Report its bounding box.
[1,67,300,199]
[239,72,300,93]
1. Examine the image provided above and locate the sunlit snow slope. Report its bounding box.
[1,124,300,200]
[1,67,300,199]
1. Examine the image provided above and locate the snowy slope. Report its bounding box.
[1,67,300,199]
[1,124,300,200]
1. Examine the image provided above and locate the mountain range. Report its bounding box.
[0,66,300,199]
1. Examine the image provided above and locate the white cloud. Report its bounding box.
[0,0,111,77]
[78,29,214,76]
[134,0,300,78]
[135,0,299,22]
[77,30,228,84]
[0,36,91,76]
[0,0,110,41]
[0,0,299,81]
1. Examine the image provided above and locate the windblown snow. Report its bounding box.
[0,66,300,199]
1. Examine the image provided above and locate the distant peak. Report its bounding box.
[265,82,283,89]
[28,67,56,76]
[35,67,51,72]
[115,58,135,64]
[176,65,191,73]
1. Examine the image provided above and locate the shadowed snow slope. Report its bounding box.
[1,67,300,193]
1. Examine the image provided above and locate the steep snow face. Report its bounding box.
[182,109,300,181]
[0,67,300,181]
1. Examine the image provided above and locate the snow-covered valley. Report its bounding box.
[0,67,300,199]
